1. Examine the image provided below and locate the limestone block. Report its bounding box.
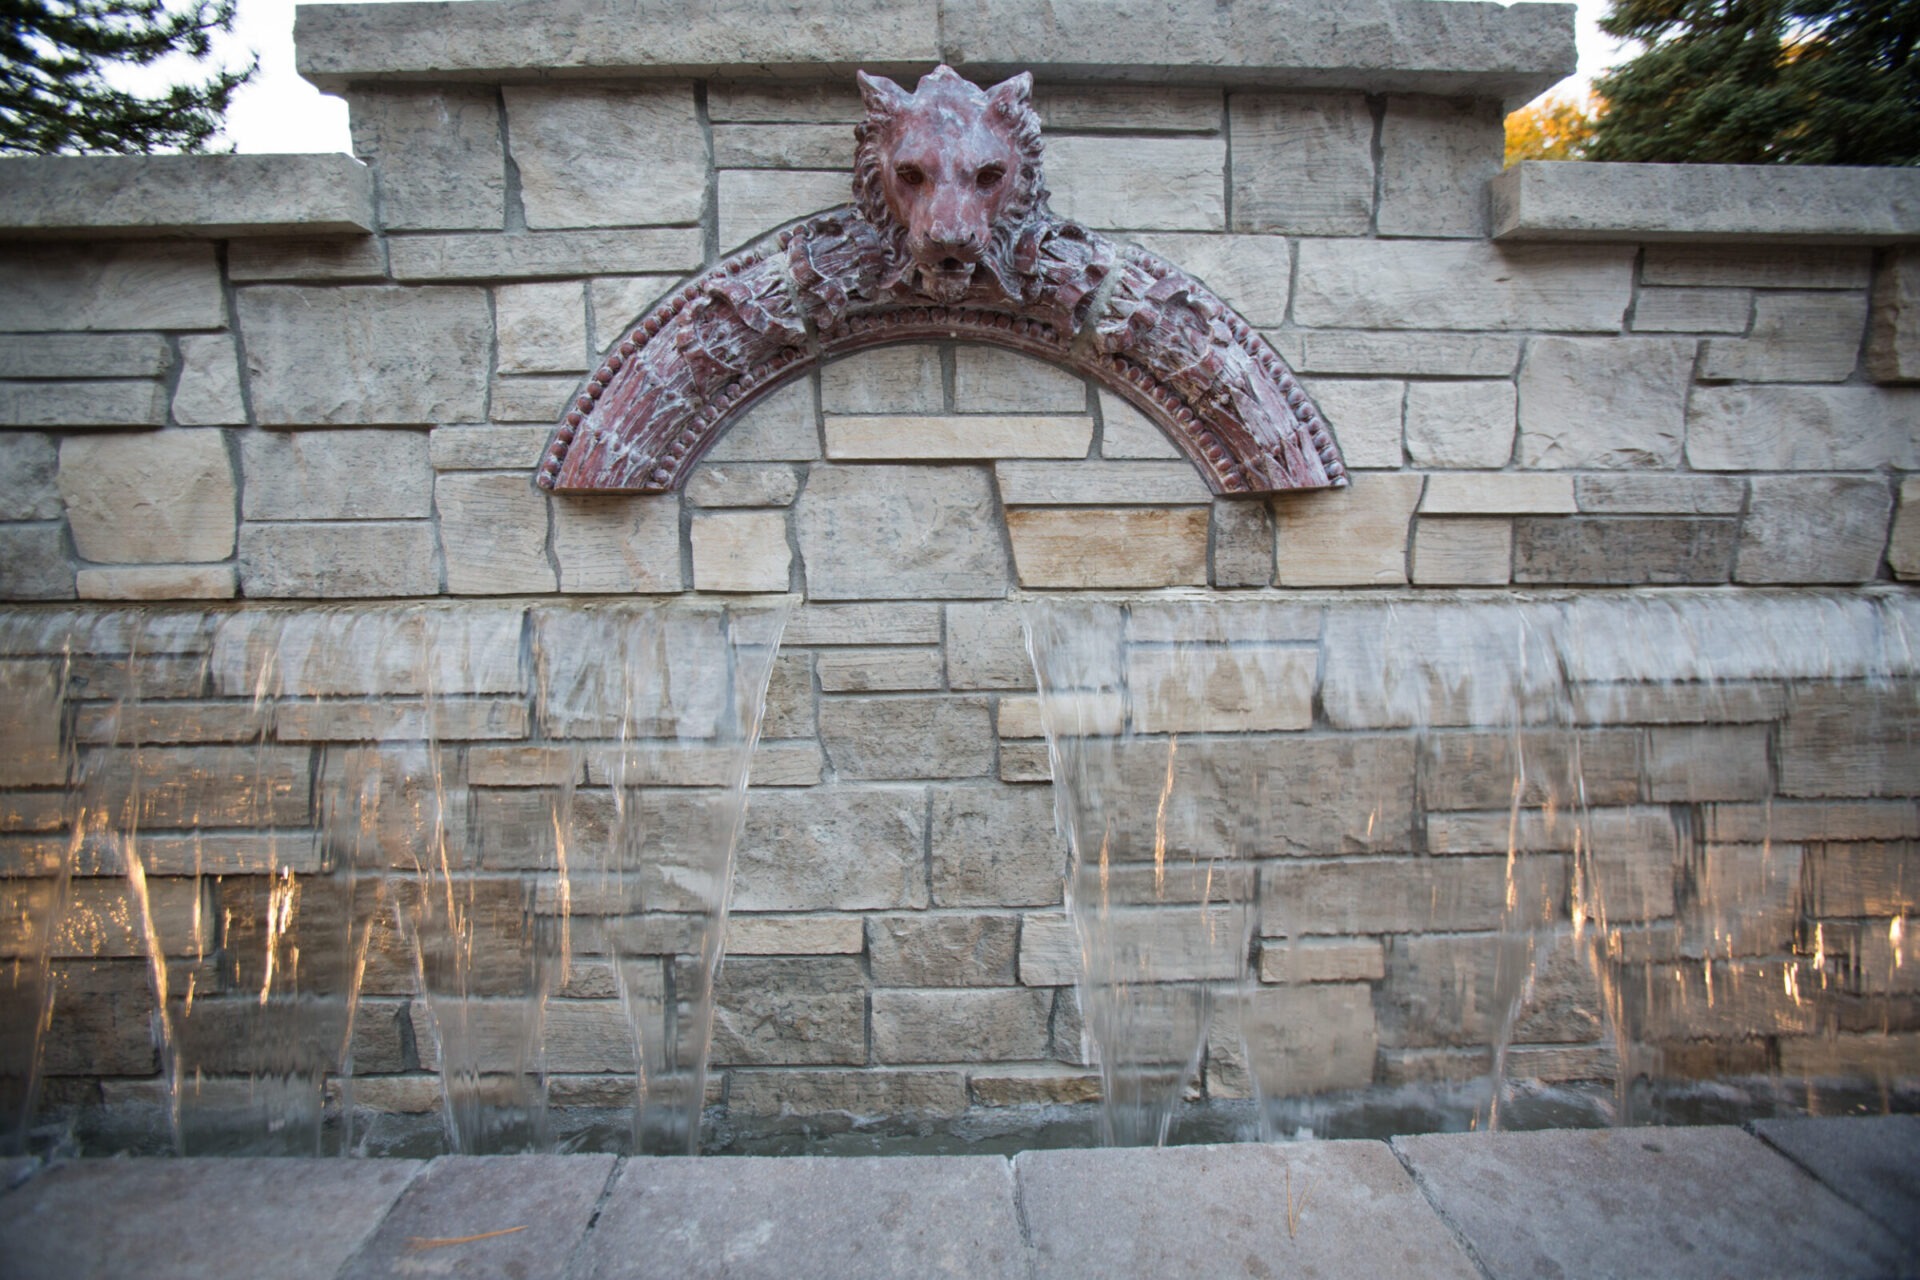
[494,281,587,375]
[549,494,680,593]
[1405,381,1515,469]
[587,275,684,348]
[1229,94,1373,235]
[1686,386,1920,471]
[0,524,73,599]
[429,424,551,471]
[1097,389,1180,459]
[815,647,942,692]
[1421,473,1575,514]
[1211,498,1274,587]
[1380,932,1597,1049]
[954,348,1087,412]
[226,235,388,283]
[74,565,233,601]
[1700,291,1868,383]
[685,462,800,507]
[708,82,862,124]
[1295,241,1633,332]
[726,915,864,955]
[1305,378,1403,468]
[870,913,1019,987]
[1642,244,1872,289]
[760,651,815,739]
[783,603,940,646]
[1274,472,1422,586]
[1000,741,1051,783]
[944,601,1031,691]
[58,431,234,563]
[1779,685,1920,799]
[826,414,1092,460]
[690,510,790,592]
[238,285,490,426]
[1265,856,1519,936]
[1646,725,1771,803]
[0,433,60,520]
[1259,938,1387,985]
[718,169,849,250]
[1377,98,1501,238]
[1006,507,1208,588]
[1425,727,1641,811]
[433,473,554,594]
[1127,646,1314,732]
[822,345,941,414]
[795,465,1008,600]
[0,333,169,379]
[505,84,706,230]
[706,377,821,463]
[712,957,865,1066]
[1575,475,1746,514]
[238,520,437,597]
[1868,250,1920,382]
[1293,331,1524,377]
[1046,136,1226,232]
[241,429,431,520]
[971,1066,1101,1106]
[711,123,849,169]
[1631,287,1751,334]
[1892,477,1920,580]
[1036,84,1221,132]
[0,241,221,331]
[170,335,247,426]
[1129,234,1291,328]
[1208,982,1378,1097]
[872,988,1051,1063]
[931,785,1063,907]
[348,86,504,231]
[1736,476,1893,585]
[388,228,703,281]
[489,376,576,422]
[1412,518,1511,585]
[728,1069,968,1117]
[1017,912,1077,987]
[997,693,1123,739]
[732,786,929,912]
[996,461,1209,505]
[1514,516,1737,585]
[1517,336,1695,468]
[0,379,166,429]
[819,694,993,780]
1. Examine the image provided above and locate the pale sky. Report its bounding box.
[201,0,1628,154]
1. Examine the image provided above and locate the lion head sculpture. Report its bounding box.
[853,65,1047,305]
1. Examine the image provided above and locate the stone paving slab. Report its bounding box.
[0,1156,423,1280]
[337,1154,615,1280]
[1393,1126,1916,1280]
[1014,1139,1481,1279]
[1753,1114,1920,1255]
[564,1154,1025,1280]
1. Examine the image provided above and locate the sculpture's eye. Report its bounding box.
[894,164,926,188]
[975,163,1006,189]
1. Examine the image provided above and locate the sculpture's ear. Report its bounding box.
[856,70,909,120]
[986,71,1034,112]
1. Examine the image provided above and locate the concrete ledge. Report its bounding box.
[0,154,375,239]
[295,0,1574,101]
[1492,161,1920,244]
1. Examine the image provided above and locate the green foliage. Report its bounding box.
[1586,0,1920,164]
[0,0,256,155]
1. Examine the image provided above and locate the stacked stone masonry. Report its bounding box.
[3,0,1919,1124]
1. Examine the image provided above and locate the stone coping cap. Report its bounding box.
[294,0,1575,103]
[0,153,375,239]
[1492,160,1920,244]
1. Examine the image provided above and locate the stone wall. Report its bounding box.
[2,0,1918,1131]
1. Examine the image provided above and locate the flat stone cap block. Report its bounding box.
[1752,1114,1920,1254]
[0,154,375,239]
[1493,160,1920,244]
[297,0,1573,99]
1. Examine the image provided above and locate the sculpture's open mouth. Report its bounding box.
[918,259,977,301]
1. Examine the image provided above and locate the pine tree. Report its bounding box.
[1,0,256,155]
[1585,0,1920,165]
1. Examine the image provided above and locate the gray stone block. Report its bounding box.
[1295,240,1633,332]
[1514,516,1737,585]
[1207,982,1379,1096]
[871,987,1050,1062]
[1700,291,1868,383]
[1575,474,1746,514]
[1411,516,1511,585]
[226,235,388,283]
[869,912,1019,986]
[0,333,170,379]
[1868,249,1920,382]
[77,565,235,601]
[814,646,942,692]
[1018,1141,1479,1280]
[1736,475,1893,584]
[506,84,707,230]
[1097,388,1182,458]
[1631,285,1752,333]
[1404,379,1515,468]
[565,1155,1025,1280]
[931,784,1064,907]
[1494,160,1920,243]
[1211,497,1274,586]
[1037,83,1222,131]
[1230,93,1373,235]
[437,472,557,593]
[820,694,993,780]
[795,464,1008,600]
[1046,135,1225,231]
[953,347,1087,413]
[1293,329,1523,376]
[171,334,248,426]
[1304,378,1403,468]
[713,123,851,169]
[58,431,235,564]
[348,86,504,231]
[713,956,867,1065]
[718,169,850,249]
[1393,1127,1910,1280]
[1893,476,1920,579]
[944,601,1031,690]
[0,240,222,331]
[1753,1114,1920,1253]
[733,786,929,911]
[727,1068,970,1116]
[1643,243,1873,288]
[238,520,439,597]
[821,345,942,414]
[495,280,588,374]
[1518,335,1695,468]
[1378,96,1501,238]
[0,378,166,429]
[242,429,433,521]
[0,154,374,237]
[1687,385,1920,471]
[0,524,73,600]
[388,228,703,281]
[0,433,59,521]
[239,285,491,425]
[995,461,1209,505]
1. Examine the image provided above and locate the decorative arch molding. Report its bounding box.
[537,67,1346,497]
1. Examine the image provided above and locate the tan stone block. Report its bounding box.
[795,465,1008,600]
[489,375,576,423]
[1421,472,1574,515]
[1274,473,1422,586]
[76,565,236,600]
[238,520,438,598]
[1412,518,1512,585]
[1211,498,1273,587]
[711,123,849,168]
[726,915,864,955]
[718,169,849,250]
[1258,937,1387,984]
[995,461,1209,505]
[0,660,60,786]
[226,235,387,283]
[707,377,822,462]
[970,1066,1102,1106]
[869,913,1019,987]
[0,379,167,429]
[996,692,1123,739]
[1686,385,1920,471]
[1047,135,1226,231]
[1230,93,1373,236]
[58,430,235,563]
[826,414,1092,461]
[1518,336,1695,468]
[1570,682,1786,726]
[1036,83,1220,131]
[242,428,432,520]
[1307,378,1403,468]
[931,785,1063,908]
[1701,291,1868,383]
[170,334,247,426]
[815,647,942,692]
[1404,380,1515,469]
[732,787,929,912]
[684,462,800,507]
[1295,241,1633,333]
[727,1069,968,1117]
[999,741,1051,783]
[1125,646,1314,733]
[1295,331,1524,377]
[1006,507,1208,588]
[1642,244,1872,288]
[1867,249,1920,383]
[1097,389,1180,459]
[494,280,588,374]
[348,85,504,231]
[0,240,222,332]
[1017,911,1078,987]
[1208,983,1377,1097]
[1737,476,1893,585]
[1377,97,1502,238]
[872,988,1051,1063]
[1893,476,1920,580]
[505,84,706,229]
[551,494,682,593]
[429,425,551,471]
[20,879,208,958]
[953,348,1087,412]
[586,275,684,348]
[784,602,942,645]
[820,345,941,414]
[690,509,790,592]
[390,228,703,282]
[1574,474,1747,514]
[819,694,993,780]
[436,472,555,594]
